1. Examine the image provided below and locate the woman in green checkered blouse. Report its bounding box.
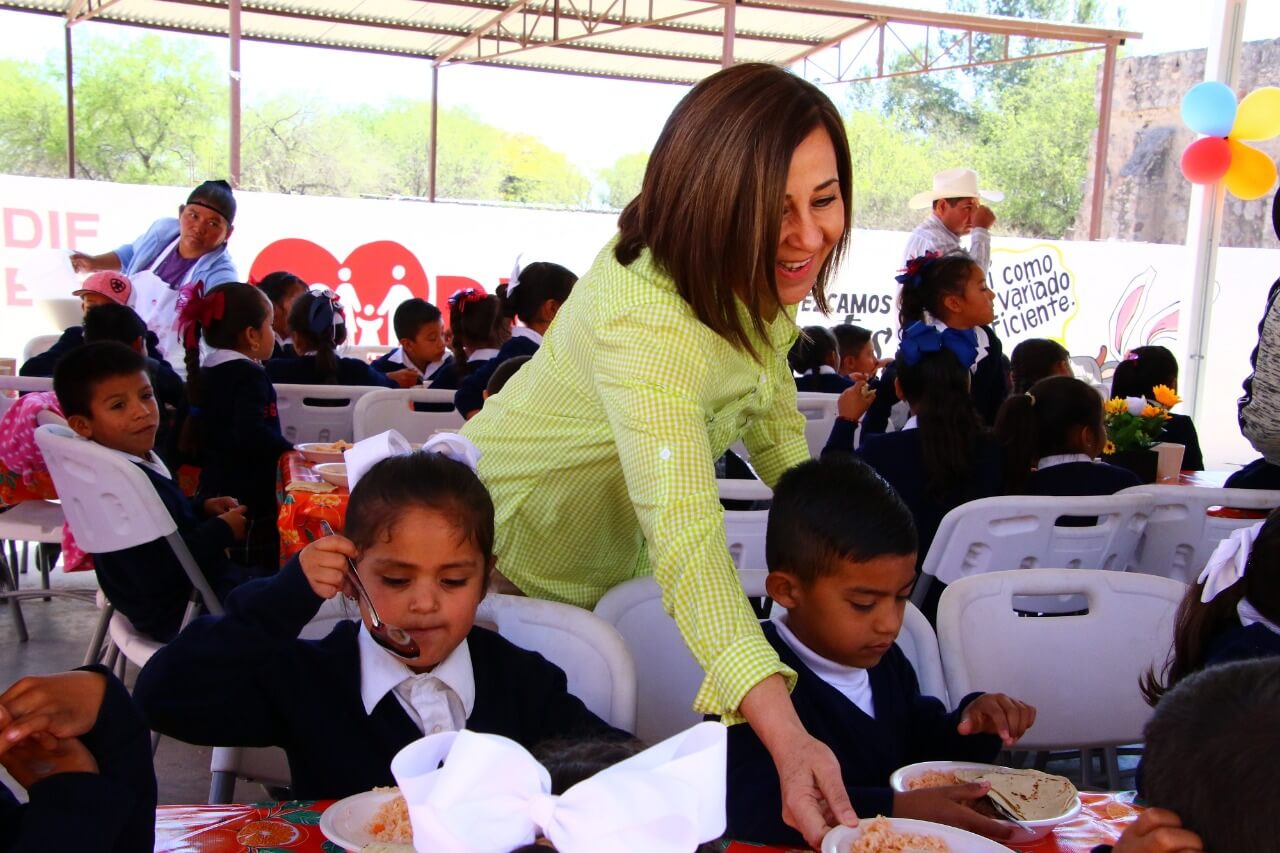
[463,63,857,846]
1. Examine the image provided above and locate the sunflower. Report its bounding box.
[1104,398,1129,416]
[1103,440,1117,455]
[1151,385,1181,409]
[1141,404,1164,419]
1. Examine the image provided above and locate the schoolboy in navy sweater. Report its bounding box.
[53,342,251,641]
[722,459,1036,848]
[371,298,458,389]
[135,450,626,799]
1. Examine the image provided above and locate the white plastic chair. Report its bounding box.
[352,388,464,442]
[937,569,1184,788]
[0,500,73,642]
[717,478,771,573]
[21,335,62,363]
[1117,484,1280,584]
[897,602,948,707]
[796,391,840,459]
[912,493,1155,608]
[273,383,380,443]
[0,375,54,420]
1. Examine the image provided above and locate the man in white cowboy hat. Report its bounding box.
[904,168,1004,272]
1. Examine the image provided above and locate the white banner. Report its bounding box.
[2,174,1276,469]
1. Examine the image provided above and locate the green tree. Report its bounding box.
[598,152,647,209]
[0,59,64,177]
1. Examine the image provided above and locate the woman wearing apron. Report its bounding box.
[71,181,240,375]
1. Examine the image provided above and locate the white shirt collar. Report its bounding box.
[902,415,919,431]
[357,624,475,718]
[921,313,989,370]
[510,326,543,345]
[203,348,256,369]
[1238,598,1280,636]
[273,330,287,347]
[1037,453,1094,470]
[104,445,171,479]
[385,347,425,377]
[468,347,500,362]
[771,611,875,718]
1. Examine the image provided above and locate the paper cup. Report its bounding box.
[1154,442,1185,482]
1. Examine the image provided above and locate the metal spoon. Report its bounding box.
[319,521,421,660]
[985,794,1034,834]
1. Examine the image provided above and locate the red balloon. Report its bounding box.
[1180,137,1232,184]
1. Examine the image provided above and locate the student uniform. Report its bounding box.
[1226,457,1280,490]
[20,328,165,378]
[370,349,460,390]
[723,618,1000,847]
[454,332,541,417]
[133,557,628,799]
[0,666,156,853]
[1024,455,1143,497]
[265,354,398,388]
[794,366,854,395]
[93,450,248,641]
[451,347,502,417]
[1159,413,1205,472]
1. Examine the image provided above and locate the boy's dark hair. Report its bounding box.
[895,347,985,505]
[532,736,647,794]
[898,252,981,332]
[500,262,577,325]
[287,290,348,384]
[393,298,443,342]
[767,458,917,583]
[1111,345,1179,399]
[1142,506,1280,704]
[486,355,531,396]
[1141,659,1280,849]
[788,326,839,376]
[346,452,495,575]
[831,323,873,364]
[1010,338,1070,394]
[256,271,306,307]
[83,303,147,347]
[54,341,148,419]
[995,376,1103,493]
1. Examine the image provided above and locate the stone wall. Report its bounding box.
[1071,37,1280,247]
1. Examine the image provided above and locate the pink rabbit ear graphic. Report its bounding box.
[1144,304,1180,348]
[1110,267,1157,357]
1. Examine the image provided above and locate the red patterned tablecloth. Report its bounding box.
[277,452,350,564]
[155,792,1141,852]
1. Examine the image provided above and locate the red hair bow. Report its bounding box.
[177,280,225,349]
[448,285,487,313]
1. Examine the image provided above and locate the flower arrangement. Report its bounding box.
[1103,385,1182,455]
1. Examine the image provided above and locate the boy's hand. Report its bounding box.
[957,693,1036,746]
[1112,808,1204,853]
[0,732,98,789]
[0,671,107,756]
[217,505,249,542]
[836,381,876,423]
[388,368,421,389]
[300,535,358,600]
[894,784,1014,840]
[203,496,240,516]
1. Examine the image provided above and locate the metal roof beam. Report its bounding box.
[157,0,472,38]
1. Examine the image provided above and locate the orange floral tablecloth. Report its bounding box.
[155,792,1141,853]
[277,452,350,564]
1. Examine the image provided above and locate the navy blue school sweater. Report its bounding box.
[723,622,1000,847]
[454,336,540,417]
[794,372,854,394]
[1226,457,1280,490]
[1160,413,1204,472]
[370,350,461,390]
[1206,620,1280,667]
[265,354,398,388]
[20,327,164,378]
[194,359,293,519]
[1024,461,1143,497]
[0,666,156,853]
[133,556,629,800]
[94,461,246,642]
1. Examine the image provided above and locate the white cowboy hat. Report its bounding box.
[908,168,1005,210]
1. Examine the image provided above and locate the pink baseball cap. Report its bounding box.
[73,271,133,305]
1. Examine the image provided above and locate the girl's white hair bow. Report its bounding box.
[344,429,482,491]
[1196,521,1264,602]
[389,722,727,853]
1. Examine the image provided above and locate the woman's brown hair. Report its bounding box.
[615,62,852,360]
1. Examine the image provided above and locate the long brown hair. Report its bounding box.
[615,63,852,360]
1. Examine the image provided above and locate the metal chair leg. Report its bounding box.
[83,604,115,667]
[0,548,29,643]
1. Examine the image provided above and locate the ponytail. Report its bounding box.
[287,289,347,384]
[788,326,839,376]
[896,347,983,505]
[448,287,505,375]
[896,251,980,332]
[501,262,577,325]
[995,376,1104,493]
[994,393,1038,493]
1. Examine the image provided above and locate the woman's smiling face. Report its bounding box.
[774,126,846,307]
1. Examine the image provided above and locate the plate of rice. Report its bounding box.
[821,816,1009,852]
[319,788,414,852]
[297,441,355,463]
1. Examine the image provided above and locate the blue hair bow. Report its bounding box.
[897,321,978,369]
[307,289,344,337]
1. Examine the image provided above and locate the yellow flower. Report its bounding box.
[1151,385,1181,409]
[1103,440,1117,455]
[1104,398,1128,416]
[1141,404,1164,419]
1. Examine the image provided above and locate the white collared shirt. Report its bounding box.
[468,348,500,363]
[358,625,475,735]
[510,326,544,346]
[104,446,171,480]
[203,348,256,369]
[1239,598,1280,636]
[902,415,919,431]
[1036,453,1094,470]
[772,611,875,718]
[904,213,991,272]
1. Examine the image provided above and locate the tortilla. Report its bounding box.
[954,768,1077,821]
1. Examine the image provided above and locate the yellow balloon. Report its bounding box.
[1231,86,1280,141]
[1224,139,1278,200]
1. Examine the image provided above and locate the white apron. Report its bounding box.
[130,237,199,378]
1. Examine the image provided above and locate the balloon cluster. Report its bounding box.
[1179,82,1280,201]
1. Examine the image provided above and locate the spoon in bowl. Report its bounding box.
[319,521,421,660]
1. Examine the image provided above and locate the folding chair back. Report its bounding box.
[352,388,464,442]
[273,384,379,443]
[796,392,840,459]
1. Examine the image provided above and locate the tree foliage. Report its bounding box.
[597,152,648,209]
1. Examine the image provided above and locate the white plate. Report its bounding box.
[319,789,410,852]
[314,462,349,488]
[889,761,1081,843]
[822,817,1011,853]
[297,442,352,464]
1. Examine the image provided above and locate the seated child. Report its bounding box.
[54,342,250,641]
[133,448,628,799]
[1096,659,1280,853]
[789,326,853,394]
[1110,346,1203,471]
[485,355,531,399]
[449,287,510,418]
[831,323,884,382]
[996,376,1141,497]
[255,271,307,360]
[1141,509,1280,706]
[723,458,1036,847]
[265,289,405,388]
[371,298,457,388]
[19,271,162,377]
[1009,338,1071,395]
[0,667,157,853]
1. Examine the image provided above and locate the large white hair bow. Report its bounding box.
[344,429,483,491]
[1197,521,1263,602]
[389,722,726,853]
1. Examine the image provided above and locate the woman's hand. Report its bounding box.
[0,671,107,756]
[740,674,857,848]
[68,251,119,274]
[299,534,358,600]
[1112,808,1204,853]
[893,783,1014,840]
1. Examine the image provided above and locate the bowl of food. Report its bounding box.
[822,816,1010,853]
[314,462,349,488]
[297,440,354,464]
[319,787,414,852]
[890,761,1080,843]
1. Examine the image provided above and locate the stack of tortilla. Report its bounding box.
[953,768,1077,821]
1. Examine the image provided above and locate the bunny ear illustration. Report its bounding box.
[1142,302,1180,348]
[1110,267,1157,357]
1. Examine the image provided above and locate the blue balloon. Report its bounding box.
[1181,81,1238,137]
